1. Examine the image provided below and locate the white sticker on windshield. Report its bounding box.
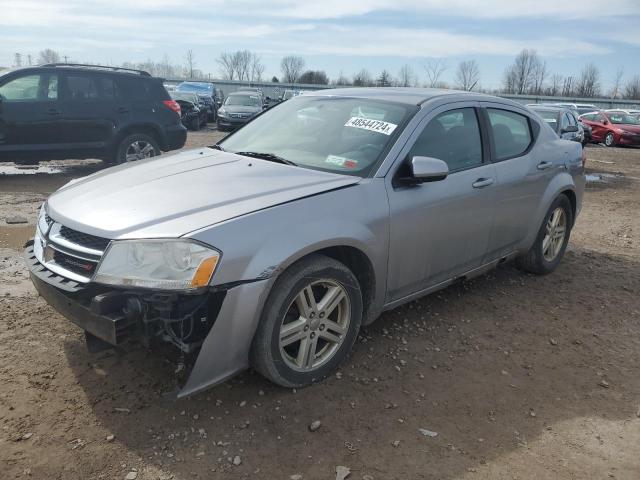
[344,117,398,136]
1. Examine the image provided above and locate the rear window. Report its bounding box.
[115,77,163,101]
[487,109,532,160]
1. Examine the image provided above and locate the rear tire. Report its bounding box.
[111,133,160,164]
[516,194,573,275]
[251,254,363,388]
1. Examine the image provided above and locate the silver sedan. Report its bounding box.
[27,88,585,397]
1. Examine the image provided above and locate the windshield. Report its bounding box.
[177,82,213,94]
[171,92,199,103]
[225,95,261,107]
[220,96,415,176]
[608,113,640,125]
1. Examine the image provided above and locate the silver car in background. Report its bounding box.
[26,88,585,397]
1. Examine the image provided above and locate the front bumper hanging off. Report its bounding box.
[25,243,270,398]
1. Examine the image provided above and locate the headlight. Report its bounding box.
[94,240,220,290]
[218,108,227,116]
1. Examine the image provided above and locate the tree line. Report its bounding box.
[9,48,640,100]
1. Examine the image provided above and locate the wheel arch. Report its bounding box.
[112,123,166,152]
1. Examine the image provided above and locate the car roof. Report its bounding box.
[529,105,565,112]
[302,87,511,107]
[7,65,156,79]
[228,91,260,96]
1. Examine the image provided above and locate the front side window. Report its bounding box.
[487,108,532,160]
[220,96,415,176]
[0,74,57,101]
[560,113,571,131]
[407,108,483,172]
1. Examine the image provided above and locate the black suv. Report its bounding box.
[0,64,187,164]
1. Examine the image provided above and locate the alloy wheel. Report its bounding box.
[278,279,351,372]
[604,133,615,147]
[125,140,157,162]
[542,207,567,262]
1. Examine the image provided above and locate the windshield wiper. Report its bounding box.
[234,151,297,167]
[210,144,225,151]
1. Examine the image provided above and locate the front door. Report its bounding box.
[0,72,61,159]
[386,104,497,302]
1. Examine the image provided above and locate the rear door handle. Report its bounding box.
[117,107,130,114]
[537,161,553,170]
[47,108,61,116]
[472,177,494,188]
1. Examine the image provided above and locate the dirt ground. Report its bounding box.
[1,131,639,480]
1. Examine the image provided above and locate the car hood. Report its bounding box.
[47,149,360,239]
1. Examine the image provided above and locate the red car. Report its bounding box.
[579,111,640,147]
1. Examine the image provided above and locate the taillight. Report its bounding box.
[163,100,181,116]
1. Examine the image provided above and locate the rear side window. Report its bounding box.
[116,77,152,100]
[65,74,116,101]
[0,74,58,101]
[487,109,532,160]
[408,107,483,172]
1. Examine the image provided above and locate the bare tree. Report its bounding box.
[455,60,480,91]
[13,53,22,67]
[280,55,305,83]
[547,74,563,96]
[532,60,548,95]
[217,52,238,80]
[624,75,640,100]
[250,54,265,82]
[185,50,196,79]
[562,76,575,96]
[502,49,540,94]
[576,63,601,98]
[610,67,624,99]
[352,69,373,87]
[423,59,447,88]
[26,54,32,66]
[376,70,393,87]
[397,64,415,87]
[333,70,351,86]
[299,70,329,85]
[38,49,60,64]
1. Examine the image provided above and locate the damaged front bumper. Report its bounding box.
[26,243,270,398]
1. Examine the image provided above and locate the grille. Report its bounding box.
[44,213,53,227]
[59,226,111,251]
[53,249,98,277]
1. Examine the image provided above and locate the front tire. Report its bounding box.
[604,132,615,147]
[516,194,573,275]
[251,254,363,388]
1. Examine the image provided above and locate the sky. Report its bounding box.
[1,0,639,90]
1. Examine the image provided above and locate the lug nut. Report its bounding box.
[310,332,316,339]
[319,312,325,318]
[319,324,325,331]
[304,325,309,331]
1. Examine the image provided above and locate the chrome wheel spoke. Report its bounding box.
[295,286,317,319]
[542,235,552,255]
[140,143,154,156]
[280,318,307,347]
[317,285,345,317]
[323,318,346,336]
[318,329,342,344]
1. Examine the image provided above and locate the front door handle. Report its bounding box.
[47,108,61,116]
[472,177,494,188]
[537,161,553,170]
[117,107,130,114]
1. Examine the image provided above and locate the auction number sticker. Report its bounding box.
[325,155,358,169]
[344,117,398,136]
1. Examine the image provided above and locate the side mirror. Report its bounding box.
[410,156,449,182]
[602,120,609,125]
[562,125,579,134]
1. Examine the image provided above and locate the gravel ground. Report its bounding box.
[0,134,639,480]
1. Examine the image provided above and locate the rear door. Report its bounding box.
[58,72,120,149]
[0,71,61,158]
[386,102,497,302]
[480,104,555,258]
